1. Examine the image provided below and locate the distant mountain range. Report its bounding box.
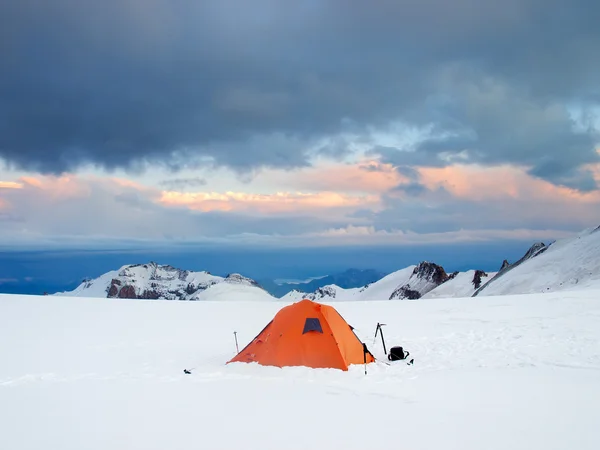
[281,263,496,302]
[258,268,387,297]
[54,225,600,301]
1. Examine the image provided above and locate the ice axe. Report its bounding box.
[374,322,387,355]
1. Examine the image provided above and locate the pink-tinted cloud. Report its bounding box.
[0,163,598,250]
[15,174,93,199]
[418,164,600,202]
[265,160,406,194]
[158,190,380,214]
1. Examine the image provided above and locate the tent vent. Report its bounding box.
[303,318,323,334]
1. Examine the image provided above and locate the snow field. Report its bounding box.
[1,291,599,450]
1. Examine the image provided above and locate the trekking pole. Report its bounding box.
[363,343,368,375]
[233,331,239,353]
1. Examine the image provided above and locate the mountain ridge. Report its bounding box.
[53,225,600,301]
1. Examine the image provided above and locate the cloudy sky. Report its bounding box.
[1,0,599,262]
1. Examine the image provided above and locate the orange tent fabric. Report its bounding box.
[227,299,375,371]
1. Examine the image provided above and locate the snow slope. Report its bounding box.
[475,226,600,296]
[423,270,497,299]
[57,262,275,301]
[1,291,599,450]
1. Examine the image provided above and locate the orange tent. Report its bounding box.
[227,299,375,371]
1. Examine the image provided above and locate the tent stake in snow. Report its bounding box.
[233,331,239,354]
[374,322,387,355]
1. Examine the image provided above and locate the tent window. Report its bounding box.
[303,318,323,334]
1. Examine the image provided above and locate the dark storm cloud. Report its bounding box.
[1,0,599,187]
[373,70,600,190]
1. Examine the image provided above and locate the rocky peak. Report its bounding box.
[301,285,337,301]
[389,261,450,300]
[412,261,449,285]
[224,273,261,288]
[522,242,547,261]
[314,286,336,299]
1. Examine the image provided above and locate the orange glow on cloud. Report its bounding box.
[109,177,150,191]
[16,175,92,199]
[418,164,600,202]
[19,176,44,188]
[158,190,380,213]
[0,181,24,189]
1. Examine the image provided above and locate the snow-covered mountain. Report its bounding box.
[284,226,600,301]
[281,262,491,302]
[53,225,600,302]
[474,226,600,296]
[56,262,275,301]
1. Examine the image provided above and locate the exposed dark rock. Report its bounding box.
[118,285,136,298]
[185,283,197,295]
[389,285,421,300]
[140,290,160,299]
[446,271,459,283]
[472,270,488,289]
[107,279,121,297]
[315,286,336,299]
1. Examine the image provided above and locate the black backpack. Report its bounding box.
[388,346,409,361]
